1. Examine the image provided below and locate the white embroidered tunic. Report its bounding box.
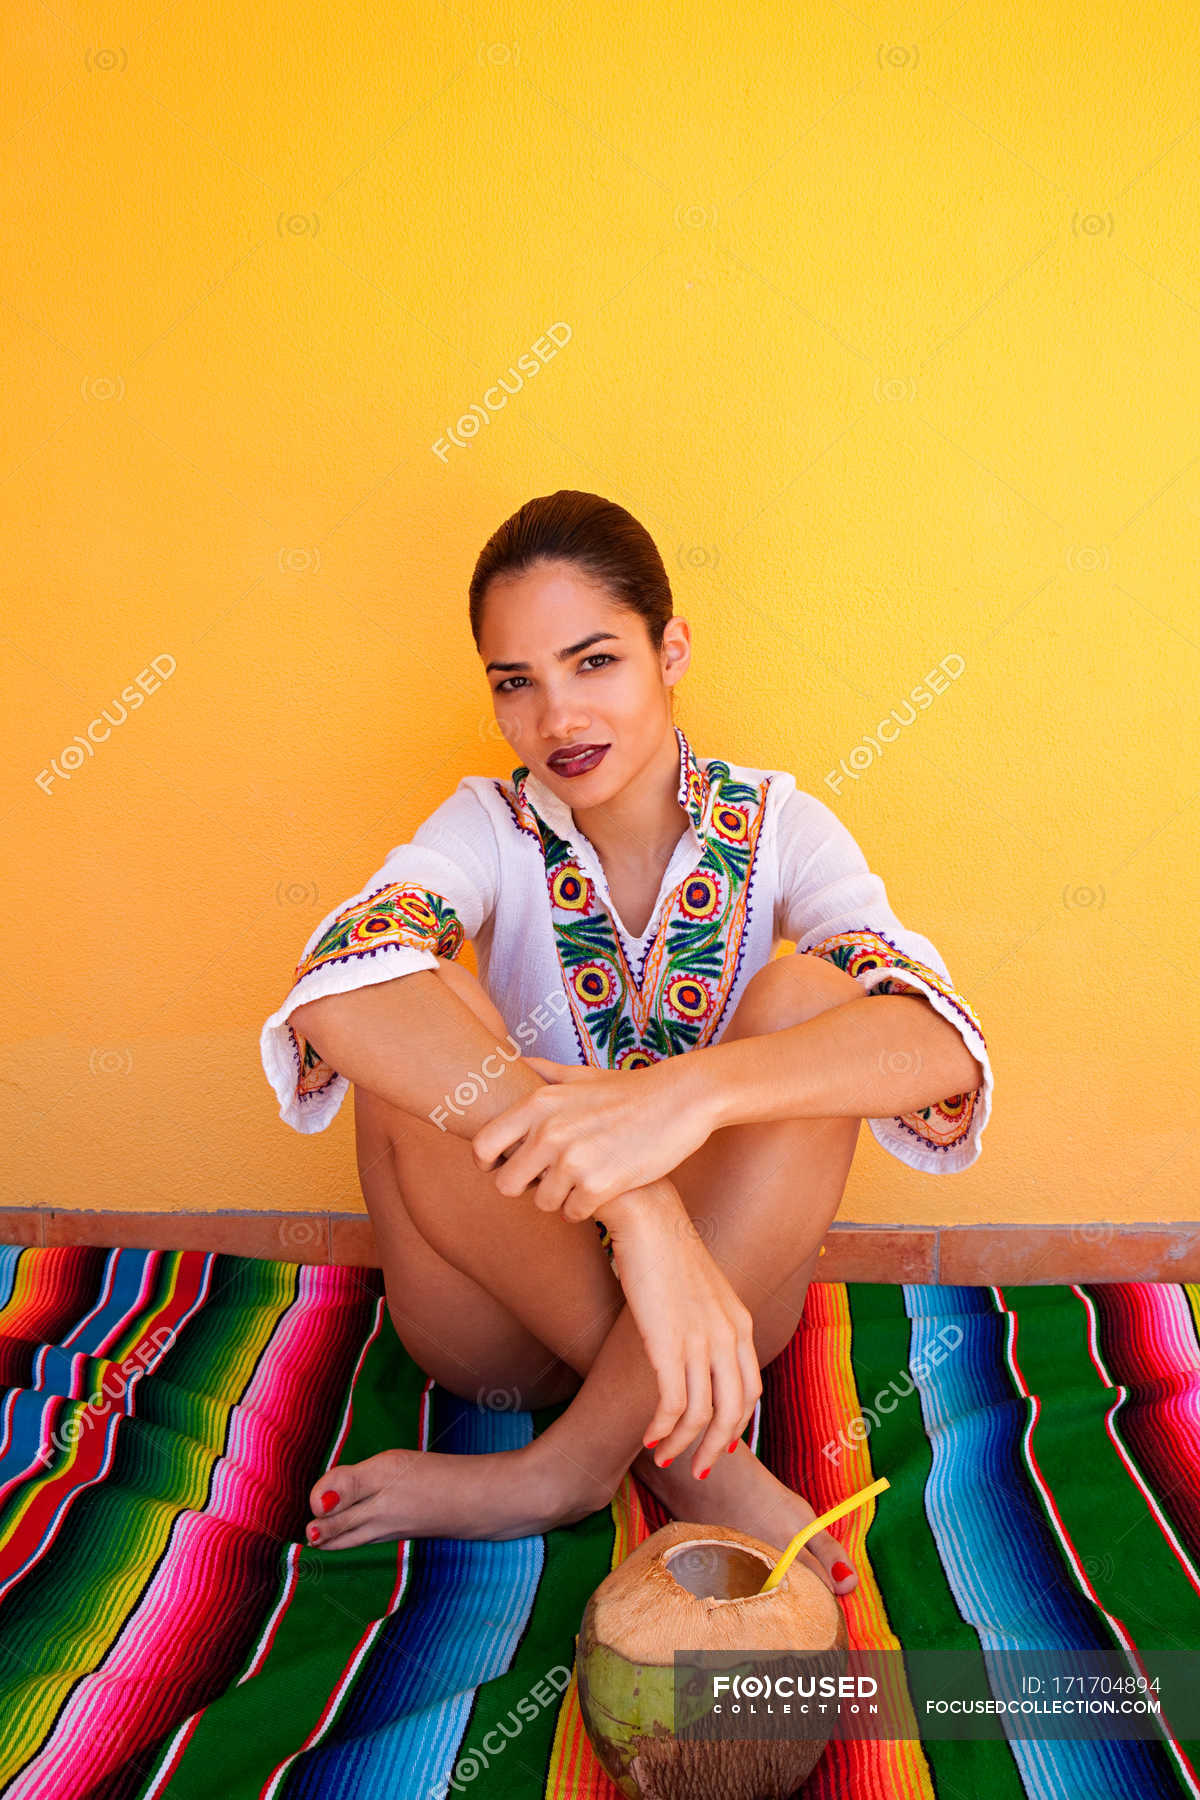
[260,727,993,1176]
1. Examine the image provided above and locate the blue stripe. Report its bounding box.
[286,1389,543,1799]
[0,1246,24,1313]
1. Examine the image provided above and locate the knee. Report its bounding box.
[730,951,861,1037]
[352,1082,433,1194]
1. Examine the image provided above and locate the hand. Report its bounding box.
[470,1055,717,1220]
[605,1183,762,1480]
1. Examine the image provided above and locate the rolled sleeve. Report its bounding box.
[260,780,499,1135]
[774,784,992,1175]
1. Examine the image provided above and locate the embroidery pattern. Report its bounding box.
[501,735,769,1070]
[288,881,466,1109]
[277,732,988,1187]
[801,928,987,1155]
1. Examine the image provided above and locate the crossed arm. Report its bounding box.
[692,989,985,1131]
[292,967,983,1221]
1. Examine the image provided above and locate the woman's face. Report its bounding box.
[477,560,688,804]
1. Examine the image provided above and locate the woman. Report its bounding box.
[260,490,992,1598]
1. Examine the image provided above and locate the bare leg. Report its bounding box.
[308,955,865,1591]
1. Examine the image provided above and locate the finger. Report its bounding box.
[522,1056,585,1083]
[734,1331,764,1441]
[471,1096,541,1170]
[652,1344,712,1467]
[690,1333,747,1478]
[528,1162,575,1216]
[561,1160,632,1220]
[561,1177,609,1223]
[490,1129,560,1199]
[520,1055,558,1080]
[640,1338,690,1452]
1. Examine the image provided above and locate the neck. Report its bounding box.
[569,726,690,868]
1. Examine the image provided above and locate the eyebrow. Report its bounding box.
[484,631,620,675]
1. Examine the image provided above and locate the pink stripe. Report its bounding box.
[140,1286,389,1800]
[10,1268,351,1798]
[1074,1284,1200,1599]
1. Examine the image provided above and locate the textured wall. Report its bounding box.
[5,1,1196,1223]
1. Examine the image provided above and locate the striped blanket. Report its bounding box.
[0,1243,1197,1798]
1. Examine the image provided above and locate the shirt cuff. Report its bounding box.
[798,930,993,1175]
[261,880,468,1134]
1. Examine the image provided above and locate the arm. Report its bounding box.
[293,973,674,1238]
[260,780,502,1135]
[680,989,985,1132]
[290,971,552,1142]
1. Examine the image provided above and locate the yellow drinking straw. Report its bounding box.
[758,1476,891,1592]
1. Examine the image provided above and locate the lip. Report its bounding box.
[546,742,610,778]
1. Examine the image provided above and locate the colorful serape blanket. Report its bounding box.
[0,1243,1197,1798]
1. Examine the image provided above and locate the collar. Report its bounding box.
[513,725,707,846]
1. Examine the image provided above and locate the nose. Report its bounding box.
[537,685,590,742]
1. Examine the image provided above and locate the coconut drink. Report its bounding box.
[576,1518,848,1800]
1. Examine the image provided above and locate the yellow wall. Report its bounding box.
[6,2,1196,1227]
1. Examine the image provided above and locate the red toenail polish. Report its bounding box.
[319,1490,339,1513]
[831,1561,852,1581]
[306,1524,320,1544]
[698,1467,711,1479]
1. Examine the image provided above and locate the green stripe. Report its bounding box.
[1006,1283,1200,1777]
[137,1301,424,1800]
[847,1284,1026,1796]
[449,1396,618,1797]
[0,1259,305,1782]
[139,1257,301,1454]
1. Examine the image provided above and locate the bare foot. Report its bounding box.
[305,1445,579,1551]
[633,1443,859,1599]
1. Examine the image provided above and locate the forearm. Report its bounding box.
[289,973,547,1140]
[293,975,684,1233]
[693,993,985,1131]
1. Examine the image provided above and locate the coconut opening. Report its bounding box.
[662,1537,780,1604]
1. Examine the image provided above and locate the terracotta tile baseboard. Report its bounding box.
[5,1210,1197,1282]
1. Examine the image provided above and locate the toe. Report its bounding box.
[306,1458,380,1544]
[311,1506,402,1553]
[308,1496,385,1549]
[308,1463,359,1525]
[304,1451,417,1548]
[802,1530,858,1597]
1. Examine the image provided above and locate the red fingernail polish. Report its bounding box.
[306,1524,320,1544]
[645,1439,659,1449]
[727,1441,738,1453]
[661,1456,673,1467]
[319,1489,339,1513]
[698,1467,711,1479]
[831,1561,852,1581]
